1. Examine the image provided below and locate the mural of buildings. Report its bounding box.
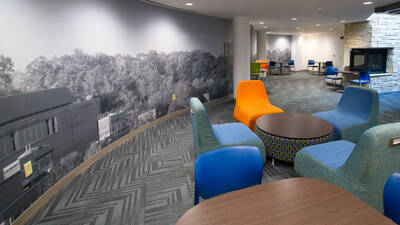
[0,88,100,223]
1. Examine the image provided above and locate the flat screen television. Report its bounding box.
[350,48,388,73]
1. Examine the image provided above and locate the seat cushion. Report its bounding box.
[299,140,356,168]
[212,123,262,145]
[313,110,366,140]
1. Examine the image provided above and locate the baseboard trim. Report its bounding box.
[12,95,233,225]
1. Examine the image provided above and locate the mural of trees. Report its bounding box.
[3,49,231,130]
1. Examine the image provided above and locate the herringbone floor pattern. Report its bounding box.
[27,73,400,225]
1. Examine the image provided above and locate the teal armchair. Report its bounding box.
[294,122,400,212]
[190,97,266,164]
[313,86,379,143]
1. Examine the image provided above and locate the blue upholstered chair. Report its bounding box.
[189,97,266,163]
[323,67,342,88]
[294,122,400,212]
[312,86,379,143]
[194,146,263,205]
[384,173,400,224]
[349,70,371,87]
[307,60,318,72]
[284,60,295,72]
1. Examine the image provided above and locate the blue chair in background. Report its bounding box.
[322,61,333,74]
[190,97,266,163]
[269,61,279,74]
[284,60,295,73]
[349,70,371,87]
[323,67,342,88]
[313,86,379,143]
[307,60,318,73]
[384,173,400,224]
[294,122,400,212]
[194,146,263,205]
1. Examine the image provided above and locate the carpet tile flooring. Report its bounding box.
[27,73,400,225]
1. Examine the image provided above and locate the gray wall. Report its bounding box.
[0,0,231,71]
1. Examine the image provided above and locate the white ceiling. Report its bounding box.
[148,0,398,34]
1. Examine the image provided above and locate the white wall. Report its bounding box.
[292,32,345,70]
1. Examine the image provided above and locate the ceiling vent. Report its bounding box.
[375,1,400,14]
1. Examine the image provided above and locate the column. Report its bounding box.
[233,16,250,98]
[257,31,267,60]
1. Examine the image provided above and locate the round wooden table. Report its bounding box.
[176,178,394,225]
[255,112,333,162]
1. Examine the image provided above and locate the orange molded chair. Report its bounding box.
[256,60,269,73]
[234,80,284,131]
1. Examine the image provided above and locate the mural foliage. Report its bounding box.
[1,49,230,130]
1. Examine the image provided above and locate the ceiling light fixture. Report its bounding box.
[316,24,321,26]
[317,8,322,10]
[185,2,193,6]
[329,28,334,31]
[259,21,265,25]
[264,26,268,29]
[296,27,301,29]
[363,1,373,5]
[291,17,298,21]
[340,20,346,23]
[267,32,271,34]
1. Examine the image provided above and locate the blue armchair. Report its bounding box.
[312,86,379,143]
[190,97,266,163]
[194,146,263,205]
[384,173,400,224]
[294,122,400,212]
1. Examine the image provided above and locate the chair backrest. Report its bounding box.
[325,61,333,67]
[341,123,400,211]
[250,62,261,74]
[288,60,295,65]
[236,80,270,104]
[336,86,379,122]
[190,98,221,157]
[359,70,370,82]
[269,61,276,67]
[384,173,400,224]
[195,146,263,203]
[325,67,338,76]
[308,60,315,65]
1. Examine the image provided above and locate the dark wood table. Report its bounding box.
[176,178,395,225]
[255,113,333,163]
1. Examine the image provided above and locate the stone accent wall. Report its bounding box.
[344,14,400,93]
[344,22,372,48]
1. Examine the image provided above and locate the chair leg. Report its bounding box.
[194,188,199,205]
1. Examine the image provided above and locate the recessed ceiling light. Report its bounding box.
[316,24,321,27]
[267,32,271,34]
[317,8,322,10]
[291,18,298,21]
[185,2,193,6]
[329,28,334,31]
[259,21,264,25]
[296,27,301,29]
[264,26,268,29]
[340,20,346,23]
[363,1,373,5]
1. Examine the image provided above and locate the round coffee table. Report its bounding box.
[255,113,333,163]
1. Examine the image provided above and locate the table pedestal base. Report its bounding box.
[255,126,333,162]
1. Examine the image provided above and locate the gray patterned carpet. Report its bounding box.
[27,72,400,225]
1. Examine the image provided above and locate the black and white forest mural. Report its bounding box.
[267,34,292,63]
[0,0,232,223]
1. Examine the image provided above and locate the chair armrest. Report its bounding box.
[341,121,378,143]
